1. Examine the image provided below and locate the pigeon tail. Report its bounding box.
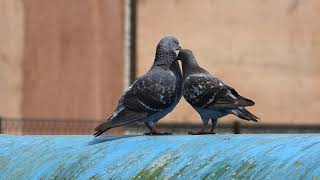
[94,109,147,137]
[94,116,113,137]
[237,96,255,107]
[213,97,255,109]
[230,107,259,122]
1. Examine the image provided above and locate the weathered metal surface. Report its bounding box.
[0,134,319,179]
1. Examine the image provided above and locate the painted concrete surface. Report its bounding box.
[0,134,319,179]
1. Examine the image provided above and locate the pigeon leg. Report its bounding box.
[188,119,211,135]
[209,119,218,134]
[144,123,171,135]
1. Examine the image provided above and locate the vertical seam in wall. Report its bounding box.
[19,0,26,134]
[91,0,103,117]
[123,0,131,90]
[130,0,137,85]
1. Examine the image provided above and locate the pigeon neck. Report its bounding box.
[153,49,176,70]
[171,61,182,75]
[182,57,200,77]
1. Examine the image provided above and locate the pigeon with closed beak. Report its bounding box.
[177,49,259,135]
[94,36,183,136]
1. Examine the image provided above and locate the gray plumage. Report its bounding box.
[94,36,183,136]
[177,49,259,134]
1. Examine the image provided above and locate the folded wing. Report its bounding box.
[183,74,255,109]
[94,69,178,136]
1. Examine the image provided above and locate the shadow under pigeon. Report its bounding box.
[88,135,140,145]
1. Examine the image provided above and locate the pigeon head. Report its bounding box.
[157,36,181,52]
[177,49,201,76]
[154,36,181,68]
[176,49,194,61]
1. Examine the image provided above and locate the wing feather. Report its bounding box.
[183,74,254,108]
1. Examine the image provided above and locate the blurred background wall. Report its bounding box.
[0,0,124,134]
[137,0,320,126]
[0,0,319,134]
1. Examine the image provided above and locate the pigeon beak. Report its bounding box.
[175,52,181,62]
[174,45,181,56]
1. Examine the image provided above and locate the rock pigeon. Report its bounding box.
[177,49,259,135]
[94,36,183,136]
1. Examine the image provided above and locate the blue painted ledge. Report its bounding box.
[0,134,319,180]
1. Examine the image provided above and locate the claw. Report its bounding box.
[188,131,216,135]
[144,132,172,136]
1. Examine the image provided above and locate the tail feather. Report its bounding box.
[94,116,113,137]
[238,96,255,107]
[213,96,255,109]
[231,107,259,122]
[94,109,147,137]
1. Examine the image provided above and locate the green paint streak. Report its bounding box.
[202,162,231,180]
[133,166,165,180]
[0,156,9,170]
[312,176,320,180]
[233,161,257,179]
[294,161,303,168]
[133,156,179,180]
[175,162,193,176]
[107,153,146,177]
[89,175,104,180]
[51,154,94,179]
[214,163,231,178]
[192,155,216,173]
